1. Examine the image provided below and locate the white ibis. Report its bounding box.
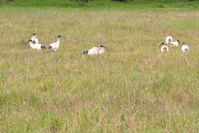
[181,42,189,52]
[160,42,169,52]
[83,45,107,56]
[165,36,173,45]
[28,40,46,51]
[48,35,62,52]
[30,33,39,44]
[171,39,180,47]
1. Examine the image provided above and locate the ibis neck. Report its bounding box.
[57,38,60,44]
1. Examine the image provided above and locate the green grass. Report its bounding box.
[0,7,199,132]
[1,0,199,9]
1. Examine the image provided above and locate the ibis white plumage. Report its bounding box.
[165,36,173,45]
[28,40,46,51]
[171,39,180,47]
[83,45,107,56]
[48,35,62,51]
[30,33,39,44]
[181,42,189,52]
[160,42,169,52]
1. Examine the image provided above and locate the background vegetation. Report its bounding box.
[0,0,199,8]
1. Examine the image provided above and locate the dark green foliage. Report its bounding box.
[0,0,15,1]
[0,0,199,8]
[112,0,128,2]
[71,0,89,2]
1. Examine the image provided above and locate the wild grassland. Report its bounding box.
[0,8,199,132]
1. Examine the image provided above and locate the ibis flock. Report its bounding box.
[28,33,108,55]
[28,33,189,55]
[160,36,189,53]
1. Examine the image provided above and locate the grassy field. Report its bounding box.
[0,7,199,132]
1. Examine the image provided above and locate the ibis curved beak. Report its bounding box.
[104,46,109,50]
[26,40,30,44]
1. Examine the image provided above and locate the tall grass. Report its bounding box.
[0,8,199,132]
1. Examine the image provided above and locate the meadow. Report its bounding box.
[0,6,199,133]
